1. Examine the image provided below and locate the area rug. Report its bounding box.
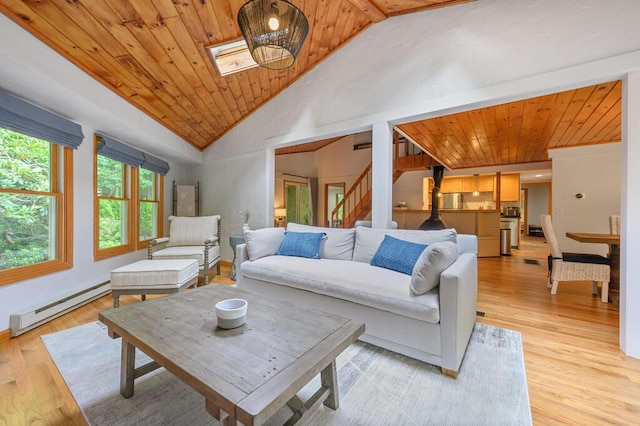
[42,322,532,425]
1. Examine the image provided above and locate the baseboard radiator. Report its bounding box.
[10,281,111,337]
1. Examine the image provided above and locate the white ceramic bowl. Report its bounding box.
[215,298,248,329]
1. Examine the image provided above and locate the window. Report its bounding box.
[206,39,259,76]
[0,128,73,285]
[138,167,163,243]
[0,89,83,286]
[96,153,132,256]
[94,135,166,260]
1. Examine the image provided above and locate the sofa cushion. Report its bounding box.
[244,227,285,261]
[353,227,457,264]
[166,215,220,247]
[370,235,427,275]
[286,223,355,260]
[240,256,440,323]
[276,231,326,259]
[411,241,459,295]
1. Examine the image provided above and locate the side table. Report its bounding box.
[229,235,245,280]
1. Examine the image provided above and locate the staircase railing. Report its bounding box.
[328,134,435,228]
[330,162,372,228]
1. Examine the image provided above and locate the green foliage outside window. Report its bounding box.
[0,128,55,270]
[97,155,128,250]
[138,168,157,241]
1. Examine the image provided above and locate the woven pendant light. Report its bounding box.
[237,0,309,70]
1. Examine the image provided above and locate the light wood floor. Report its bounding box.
[1,239,639,425]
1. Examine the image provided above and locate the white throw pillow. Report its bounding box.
[353,226,457,264]
[410,241,459,296]
[244,227,285,261]
[166,215,220,246]
[286,223,355,260]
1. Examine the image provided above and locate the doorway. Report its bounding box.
[284,180,312,225]
[325,183,345,227]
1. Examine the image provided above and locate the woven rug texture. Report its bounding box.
[42,321,532,425]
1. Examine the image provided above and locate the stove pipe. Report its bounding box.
[419,165,448,230]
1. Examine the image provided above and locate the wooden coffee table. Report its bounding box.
[98,285,364,425]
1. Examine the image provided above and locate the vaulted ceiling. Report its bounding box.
[0,1,622,170]
[0,0,473,151]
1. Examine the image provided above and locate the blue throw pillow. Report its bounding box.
[276,231,326,259]
[370,235,428,275]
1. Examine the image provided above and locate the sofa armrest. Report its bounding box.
[236,243,249,286]
[438,252,478,375]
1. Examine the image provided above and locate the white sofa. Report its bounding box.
[236,223,478,377]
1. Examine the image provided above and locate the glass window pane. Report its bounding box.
[98,199,128,249]
[299,186,311,225]
[139,201,157,241]
[0,127,51,191]
[139,168,155,201]
[0,193,57,270]
[97,155,124,197]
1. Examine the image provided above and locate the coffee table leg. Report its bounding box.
[120,339,136,398]
[321,360,339,410]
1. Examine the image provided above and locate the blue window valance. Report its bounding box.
[0,89,84,149]
[141,152,170,175]
[96,134,170,175]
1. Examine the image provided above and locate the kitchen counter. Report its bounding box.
[392,209,501,257]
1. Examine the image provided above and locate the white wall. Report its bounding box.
[199,0,640,357]
[523,184,550,228]
[0,14,198,331]
[549,144,622,256]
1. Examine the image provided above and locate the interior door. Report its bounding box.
[325,183,345,227]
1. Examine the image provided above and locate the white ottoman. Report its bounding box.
[110,259,199,308]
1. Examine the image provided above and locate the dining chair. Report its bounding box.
[540,214,611,303]
[609,215,621,235]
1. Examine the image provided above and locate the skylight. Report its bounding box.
[206,39,259,77]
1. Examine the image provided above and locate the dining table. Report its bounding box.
[566,232,621,308]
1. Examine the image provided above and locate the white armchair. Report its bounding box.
[148,215,221,285]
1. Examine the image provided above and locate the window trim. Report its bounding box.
[137,170,164,245]
[0,145,73,286]
[94,135,164,260]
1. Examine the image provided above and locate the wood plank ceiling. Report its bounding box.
[0,0,473,151]
[278,81,622,170]
[396,81,622,170]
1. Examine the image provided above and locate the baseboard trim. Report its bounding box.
[0,328,10,342]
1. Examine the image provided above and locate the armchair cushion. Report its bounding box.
[166,215,220,247]
[151,245,220,269]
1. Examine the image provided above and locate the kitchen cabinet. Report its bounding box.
[478,175,494,192]
[494,174,520,201]
[462,175,494,193]
[440,177,463,193]
[391,210,501,257]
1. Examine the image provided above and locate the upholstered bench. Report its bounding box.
[110,259,199,308]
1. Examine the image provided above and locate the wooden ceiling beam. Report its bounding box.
[344,0,387,23]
